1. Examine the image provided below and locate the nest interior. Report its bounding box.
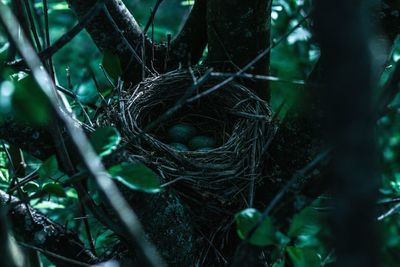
[110,68,273,220]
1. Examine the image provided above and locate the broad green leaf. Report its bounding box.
[89,127,121,157]
[23,182,40,192]
[108,162,161,193]
[39,155,59,179]
[11,74,52,125]
[102,50,122,81]
[235,208,275,247]
[42,183,66,198]
[286,247,322,267]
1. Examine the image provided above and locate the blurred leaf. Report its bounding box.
[235,208,275,247]
[39,155,59,179]
[286,246,322,267]
[275,230,291,247]
[108,162,161,193]
[76,81,99,105]
[34,2,70,12]
[10,74,52,125]
[66,188,78,199]
[43,183,66,198]
[0,80,15,115]
[272,259,285,267]
[102,50,122,81]
[0,42,9,71]
[288,207,322,238]
[89,126,121,157]
[181,0,194,6]
[95,229,120,255]
[23,181,40,192]
[34,201,65,210]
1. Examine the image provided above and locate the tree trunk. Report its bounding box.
[207,0,271,100]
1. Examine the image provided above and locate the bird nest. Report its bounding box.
[106,68,273,218]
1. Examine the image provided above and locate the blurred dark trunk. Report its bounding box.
[314,1,380,267]
[0,210,19,267]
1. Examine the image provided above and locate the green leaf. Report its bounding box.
[108,162,161,193]
[23,182,40,192]
[286,247,322,267]
[102,50,122,81]
[39,155,59,179]
[272,259,285,267]
[234,208,275,247]
[42,183,66,198]
[11,74,52,125]
[89,127,121,157]
[288,207,322,238]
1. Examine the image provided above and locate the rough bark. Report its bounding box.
[169,0,208,68]
[0,190,98,267]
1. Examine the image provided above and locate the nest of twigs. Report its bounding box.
[107,68,273,218]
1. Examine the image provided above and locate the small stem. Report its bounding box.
[22,0,42,51]
[43,0,54,80]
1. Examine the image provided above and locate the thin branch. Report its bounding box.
[22,0,42,51]
[378,198,400,205]
[42,0,54,80]
[377,202,400,221]
[211,71,309,86]
[143,0,164,35]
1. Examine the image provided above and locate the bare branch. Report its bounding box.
[0,190,98,267]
